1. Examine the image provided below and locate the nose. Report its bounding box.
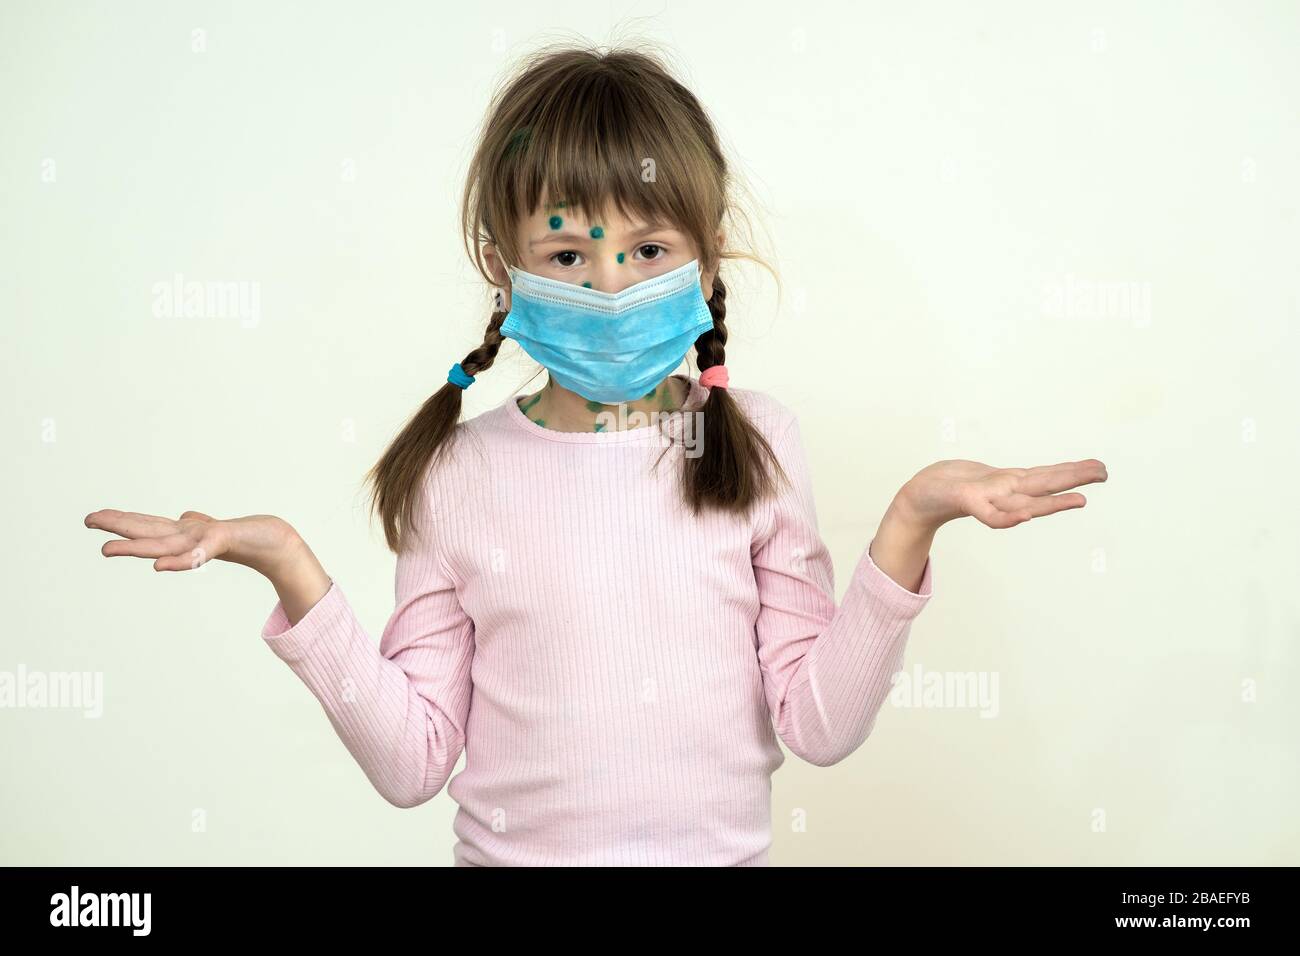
[583,260,636,295]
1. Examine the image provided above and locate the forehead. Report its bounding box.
[525,198,675,234]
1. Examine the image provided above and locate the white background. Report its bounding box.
[2,0,1296,864]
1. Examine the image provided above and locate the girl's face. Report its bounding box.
[485,198,719,310]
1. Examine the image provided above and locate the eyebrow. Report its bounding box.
[529,231,589,247]
[528,223,678,248]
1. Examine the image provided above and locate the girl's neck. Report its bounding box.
[516,376,689,433]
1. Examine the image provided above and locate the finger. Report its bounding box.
[993,491,1087,520]
[180,510,215,521]
[1013,494,1086,515]
[153,536,221,571]
[153,548,215,571]
[1012,460,1107,497]
[1032,492,1088,517]
[101,533,196,559]
[970,498,1028,529]
[85,509,177,538]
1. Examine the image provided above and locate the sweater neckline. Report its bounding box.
[502,373,710,444]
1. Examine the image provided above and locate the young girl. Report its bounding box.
[84,44,1106,866]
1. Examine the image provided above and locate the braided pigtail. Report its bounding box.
[681,274,786,515]
[366,306,508,552]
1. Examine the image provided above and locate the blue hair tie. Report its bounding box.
[447,362,475,389]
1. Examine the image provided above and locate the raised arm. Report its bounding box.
[84,473,475,808]
[750,415,934,768]
[260,494,474,808]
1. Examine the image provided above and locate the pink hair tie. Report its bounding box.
[699,365,729,389]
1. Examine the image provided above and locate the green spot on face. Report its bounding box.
[582,281,592,288]
[616,251,625,263]
[505,126,532,156]
[549,215,562,229]
[589,226,604,239]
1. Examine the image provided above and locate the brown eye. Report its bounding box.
[552,250,582,268]
[636,244,664,261]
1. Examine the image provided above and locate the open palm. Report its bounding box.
[901,458,1108,530]
[84,509,296,573]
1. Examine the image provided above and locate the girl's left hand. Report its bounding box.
[896,458,1108,532]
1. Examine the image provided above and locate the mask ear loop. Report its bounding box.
[493,262,513,313]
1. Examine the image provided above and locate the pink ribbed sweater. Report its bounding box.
[261,372,934,866]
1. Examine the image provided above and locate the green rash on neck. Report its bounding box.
[519,378,685,432]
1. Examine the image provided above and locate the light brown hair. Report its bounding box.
[368,41,784,552]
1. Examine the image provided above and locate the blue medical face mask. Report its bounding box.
[499,258,715,405]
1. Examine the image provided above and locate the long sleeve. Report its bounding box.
[751,414,934,767]
[260,472,475,808]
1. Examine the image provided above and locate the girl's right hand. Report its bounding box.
[84,509,298,575]
[84,509,331,623]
